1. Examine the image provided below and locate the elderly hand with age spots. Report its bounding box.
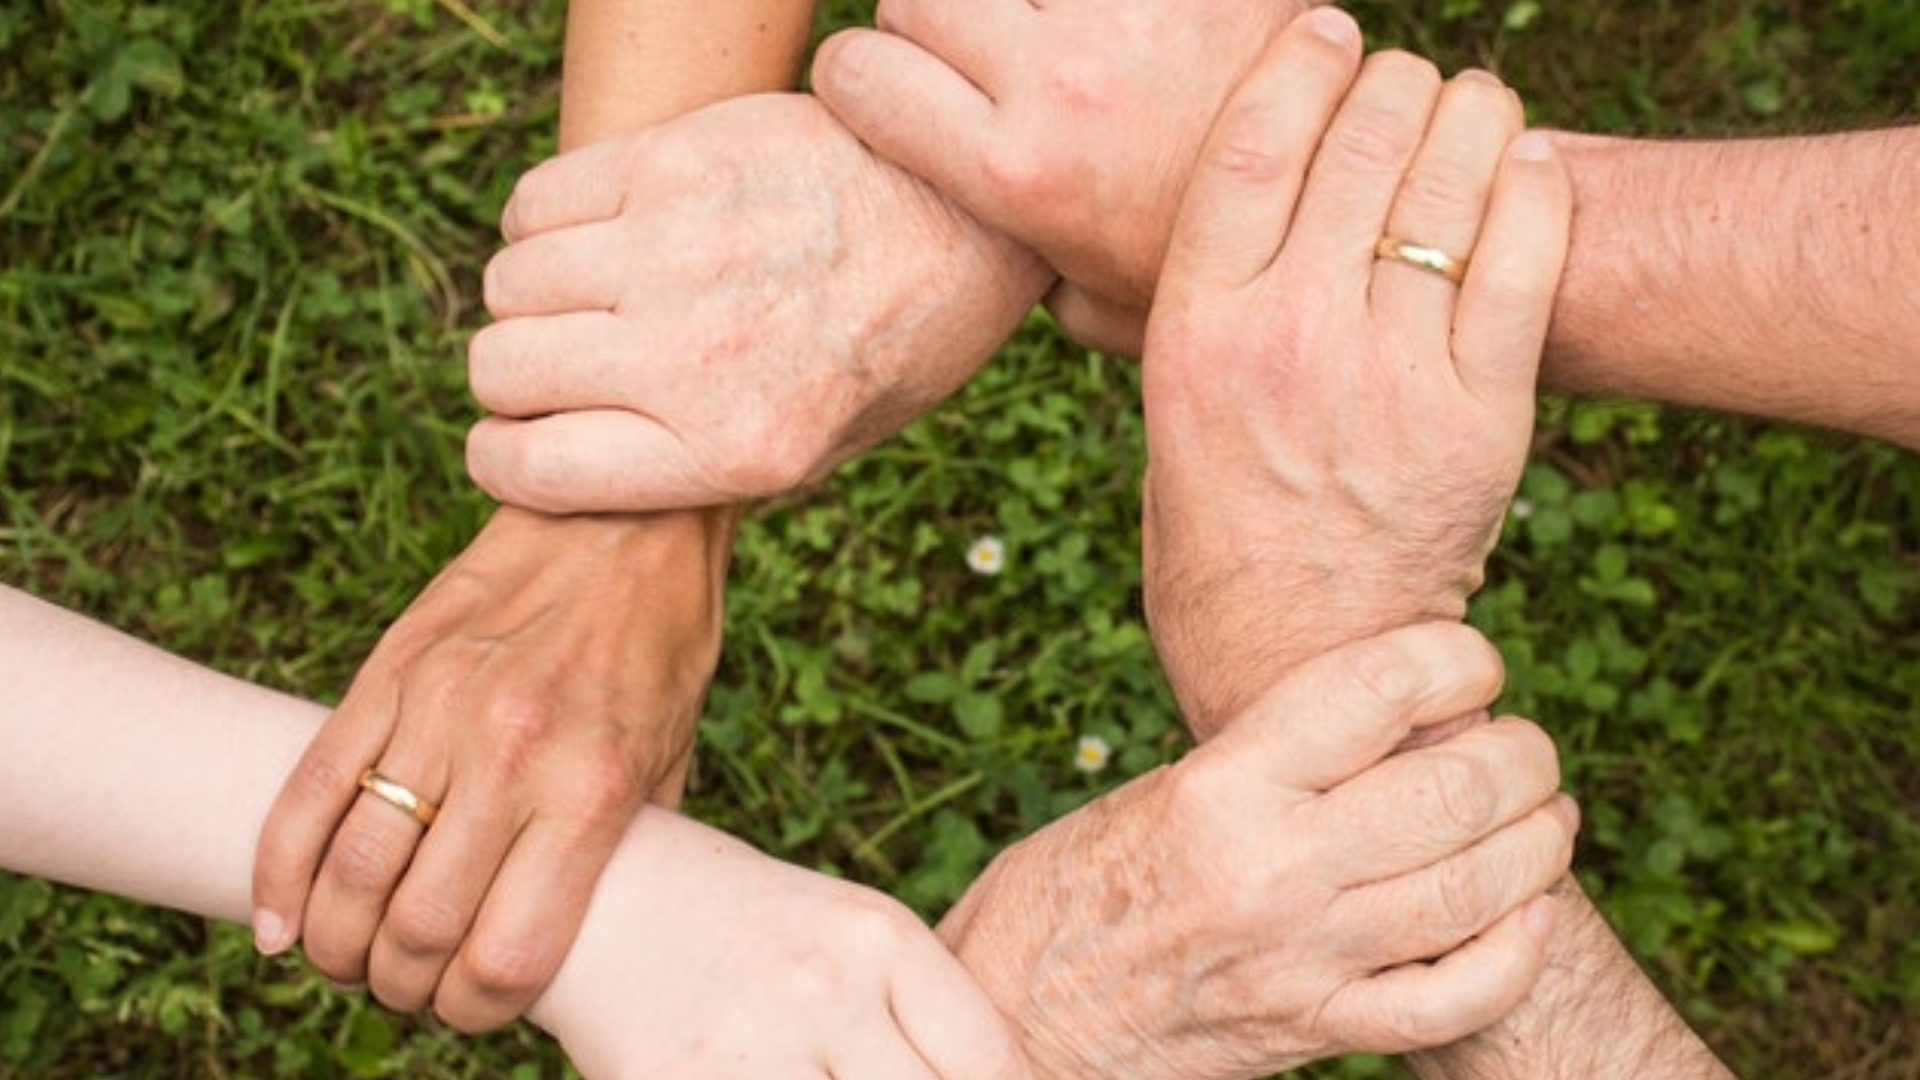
[463,92,1049,514]
[924,16,1579,1080]
[1136,14,1573,733]
[812,0,1333,355]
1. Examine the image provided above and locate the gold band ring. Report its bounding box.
[357,768,440,826]
[1374,236,1469,285]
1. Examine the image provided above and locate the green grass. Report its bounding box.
[3,0,1918,1077]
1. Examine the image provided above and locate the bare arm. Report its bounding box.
[1545,129,1920,449]
[252,0,823,1031]
[815,11,1920,449]
[1408,880,1733,1080]
[0,585,1033,1080]
[559,0,812,148]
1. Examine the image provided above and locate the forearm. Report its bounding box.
[1545,128,1920,449]
[496,0,819,714]
[1,587,315,920]
[0,585,684,1038]
[560,0,813,150]
[1407,878,1734,1080]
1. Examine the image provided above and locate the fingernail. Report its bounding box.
[253,910,292,955]
[1523,896,1558,943]
[1510,131,1556,162]
[1303,7,1362,48]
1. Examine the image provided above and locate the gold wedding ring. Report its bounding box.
[357,768,440,826]
[1374,236,1469,285]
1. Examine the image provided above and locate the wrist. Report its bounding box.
[1406,876,1734,1080]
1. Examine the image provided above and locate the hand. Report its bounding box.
[530,809,1034,1080]
[466,92,1052,514]
[252,507,732,1030]
[1137,19,1573,733]
[939,623,1577,1080]
[812,0,1328,355]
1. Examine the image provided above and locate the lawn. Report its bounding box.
[2,0,1917,1077]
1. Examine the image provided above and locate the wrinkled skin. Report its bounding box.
[814,0,1327,354]
[939,623,1576,1080]
[254,508,730,1030]
[465,93,1050,514]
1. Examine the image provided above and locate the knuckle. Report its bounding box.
[1206,108,1306,186]
[979,138,1068,211]
[1344,634,1429,714]
[545,754,644,836]
[303,940,364,984]
[1421,751,1500,839]
[368,972,430,1014]
[1377,992,1454,1050]
[1507,720,1563,789]
[456,935,556,1005]
[1431,851,1499,938]
[1462,243,1548,308]
[720,426,821,499]
[283,748,362,815]
[1159,755,1233,840]
[1398,158,1484,216]
[1039,54,1123,116]
[1324,106,1410,175]
[327,826,410,893]
[782,894,913,998]
[386,894,471,957]
[476,688,563,760]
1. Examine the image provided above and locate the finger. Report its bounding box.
[1279,50,1443,290]
[467,311,643,419]
[482,224,628,318]
[301,778,437,983]
[869,0,1033,94]
[365,795,520,1014]
[811,30,998,213]
[1043,281,1146,359]
[1316,718,1564,886]
[499,138,641,243]
[890,935,1034,1080]
[1156,7,1364,295]
[1370,71,1523,342]
[465,411,720,514]
[251,686,397,955]
[432,815,626,1032]
[1336,794,1578,964]
[1451,131,1572,411]
[1202,622,1505,794]
[1321,893,1559,1053]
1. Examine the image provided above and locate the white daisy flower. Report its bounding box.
[1074,734,1113,774]
[966,535,1006,576]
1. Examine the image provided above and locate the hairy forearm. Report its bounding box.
[1546,128,1920,449]
[1408,878,1734,1080]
